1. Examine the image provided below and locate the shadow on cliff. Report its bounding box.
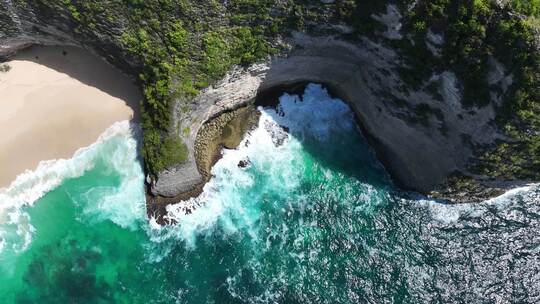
[15,45,142,121]
[255,82,393,191]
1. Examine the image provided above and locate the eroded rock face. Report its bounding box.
[1,1,74,58]
[371,4,403,40]
[0,1,138,74]
[163,32,501,199]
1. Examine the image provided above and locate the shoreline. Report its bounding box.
[147,81,397,223]
[0,45,141,188]
[0,120,139,206]
[147,105,260,224]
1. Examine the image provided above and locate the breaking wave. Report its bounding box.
[0,121,145,253]
[148,84,389,248]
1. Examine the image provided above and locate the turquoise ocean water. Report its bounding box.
[0,84,539,303]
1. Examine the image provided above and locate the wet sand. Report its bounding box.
[0,46,141,188]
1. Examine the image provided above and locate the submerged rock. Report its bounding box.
[238,158,251,169]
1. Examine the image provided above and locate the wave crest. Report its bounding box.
[0,121,143,253]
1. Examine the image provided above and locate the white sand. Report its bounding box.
[0,46,141,188]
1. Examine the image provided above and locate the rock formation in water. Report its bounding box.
[1,1,539,207]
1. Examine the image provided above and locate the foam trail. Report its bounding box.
[0,121,143,252]
[152,111,300,248]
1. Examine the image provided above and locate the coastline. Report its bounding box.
[0,45,141,188]
[0,42,532,218]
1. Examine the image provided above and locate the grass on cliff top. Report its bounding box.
[507,0,540,17]
[121,1,275,176]
[140,127,186,174]
[340,0,539,182]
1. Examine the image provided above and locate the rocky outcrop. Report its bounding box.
[152,32,504,200]
[150,105,259,198]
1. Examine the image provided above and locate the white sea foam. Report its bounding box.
[0,120,143,253]
[153,112,301,247]
[484,184,538,204]
[150,83,369,249]
[426,184,540,224]
[150,82,540,260]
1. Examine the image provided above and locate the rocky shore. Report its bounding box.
[1,30,525,209]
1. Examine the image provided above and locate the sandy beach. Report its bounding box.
[0,46,141,188]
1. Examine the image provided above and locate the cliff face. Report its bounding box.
[1,1,538,205]
[152,32,506,201]
[0,0,139,74]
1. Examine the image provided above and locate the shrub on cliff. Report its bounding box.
[507,0,540,17]
[143,130,188,174]
[398,0,540,181]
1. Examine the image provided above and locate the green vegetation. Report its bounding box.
[476,12,540,180]
[399,0,496,105]
[119,1,277,176]
[334,0,539,182]
[507,0,540,17]
[21,0,278,176]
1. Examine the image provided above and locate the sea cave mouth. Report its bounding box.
[168,81,395,221]
[151,80,392,224]
[254,81,391,183]
[198,80,393,189]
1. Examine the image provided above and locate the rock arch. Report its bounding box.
[151,34,497,200]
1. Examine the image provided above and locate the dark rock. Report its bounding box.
[238,158,251,168]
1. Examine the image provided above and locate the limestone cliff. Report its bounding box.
[0,0,139,74]
[153,32,512,202]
